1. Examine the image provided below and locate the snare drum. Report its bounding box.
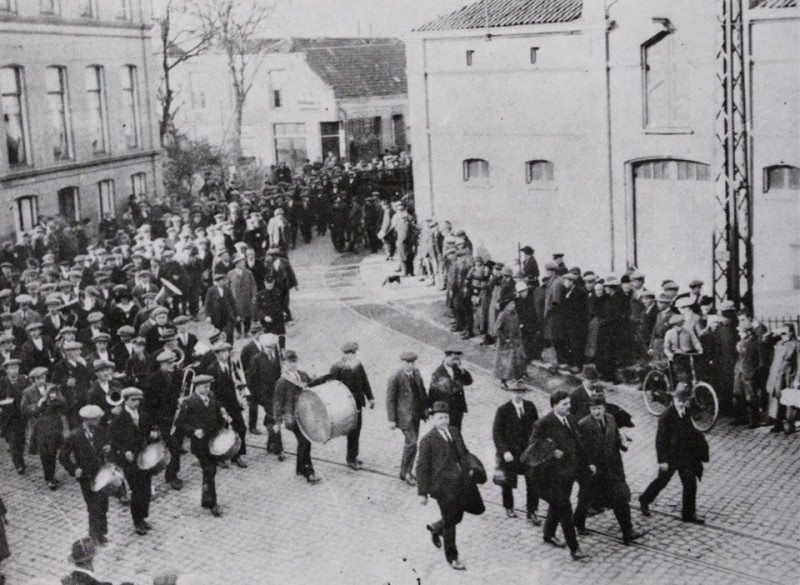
[209,428,241,459]
[136,442,170,475]
[91,463,125,495]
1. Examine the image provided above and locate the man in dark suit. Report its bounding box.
[329,341,375,470]
[245,334,283,457]
[110,326,135,373]
[492,380,541,525]
[173,316,197,360]
[543,262,568,366]
[204,273,238,343]
[639,385,709,524]
[59,405,112,544]
[520,246,540,287]
[253,279,286,346]
[429,348,472,431]
[175,374,224,517]
[273,350,319,483]
[206,342,247,468]
[21,367,66,490]
[386,351,427,486]
[109,388,157,535]
[570,364,601,421]
[52,340,93,430]
[143,350,184,489]
[562,273,588,371]
[576,394,644,544]
[0,358,30,474]
[527,389,590,560]
[237,321,264,434]
[19,321,54,376]
[416,401,479,571]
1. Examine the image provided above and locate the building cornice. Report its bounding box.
[0,15,151,37]
[0,150,162,185]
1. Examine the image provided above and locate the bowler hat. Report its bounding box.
[521,246,534,254]
[431,401,450,414]
[69,537,96,564]
[581,364,600,381]
[342,341,358,354]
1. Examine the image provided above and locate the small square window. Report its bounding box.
[530,47,539,64]
[273,90,282,108]
[466,50,474,66]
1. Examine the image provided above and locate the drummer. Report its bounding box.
[109,387,158,536]
[59,405,112,545]
[175,374,224,517]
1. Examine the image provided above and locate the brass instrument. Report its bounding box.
[173,347,186,369]
[169,365,197,437]
[231,357,251,408]
[106,388,124,407]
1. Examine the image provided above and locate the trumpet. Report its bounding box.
[106,389,124,407]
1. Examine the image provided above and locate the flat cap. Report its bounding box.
[117,325,135,337]
[16,294,32,304]
[431,401,449,414]
[1,358,21,368]
[63,341,83,351]
[284,349,298,362]
[87,312,104,323]
[342,341,359,354]
[151,306,169,317]
[45,295,62,306]
[211,341,232,352]
[122,387,144,400]
[79,405,105,420]
[604,276,620,287]
[400,351,418,362]
[92,333,111,343]
[515,280,528,293]
[689,279,704,288]
[173,315,190,326]
[444,348,463,356]
[656,293,673,303]
[521,245,534,254]
[193,374,213,386]
[669,314,685,325]
[93,359,114,372]
[630,270,645,281]
[553,253,565,259]
[156,350,177,363]
[29,366,48,378]
[640,289,656,298]
[25,322,43,332]
[544,261,558,271]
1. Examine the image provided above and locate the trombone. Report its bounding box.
[231,357,251,408]
[169,365,197,437]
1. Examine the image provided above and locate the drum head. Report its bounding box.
[137,443,169,471]
[296,391,332,443]
[209,429,239,457]
[92,464,123,494]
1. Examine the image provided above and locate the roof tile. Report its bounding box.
[416,0,583,32]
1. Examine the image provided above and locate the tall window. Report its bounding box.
[642,33,690,129]
[525,160,554,184]
[320,122,340,160]
[98,180,115,218]
[463,158,489,182]
[15,196,38,236]
[80,0,97,18]
[131,172,146,199]
[86,66,108,154]
[1,66,28,166]
[118,0,132,20]
[274,123,307,169]
[40,0,59,14]
[0,0,17,13]
[392,114,406,149]
[270,70,286,109]
[46,66,72,161]
[120,66,140,149]
[58,187,80,221]
[765,165,800,192]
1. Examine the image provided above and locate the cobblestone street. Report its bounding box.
[2,238,798,585]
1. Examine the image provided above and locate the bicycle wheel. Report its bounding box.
[643,368,671,416]
[690,382,719,432]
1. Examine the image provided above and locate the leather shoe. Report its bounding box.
[249,428,263,435]
[543,536,567,549]
[217,460,229,469]
[449,560,466,570]
[169,478,183,491]
[141,520,153,531]
[306,474,321,484]
[94,534,108,546]
[233,457,248,469]
[15,465,25,475]
[571,549,590,561]
[577,527,590,536]
[47,480,59,491]
[527,513,542,527]
[505,509,518,519]
[211,505,222,517]
[623,531,645,545]
[404,473,417,487]
[681,516,705,525]
[426,525,442,549]
[134,525,148,536]
[638,496,651,517]
[346,460,362,471]
[277,453,286,462]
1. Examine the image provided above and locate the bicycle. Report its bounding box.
[642,352,719,432]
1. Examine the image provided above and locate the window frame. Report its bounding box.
[86,66,110,155]
[45,65,73,162]
[120,65,141,149]
[117,0,133,20]
[97,179,115,218]
[57,186,81,222]
[40,0,59,15]
[80,0,97,18]
[764,165,800,193]
[1,65,30,167]
[462,158,489,184]
[0,0,17,13]
[131,172,147,200]
[466,50,475,66]
[641,31,691,132]
[14,195,38,237]
[525,159,555,187]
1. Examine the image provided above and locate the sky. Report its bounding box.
[154,0,470,38]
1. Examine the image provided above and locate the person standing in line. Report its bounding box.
[386,351,427,486]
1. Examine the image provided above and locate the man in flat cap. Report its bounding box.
[21,366,66,490]
[60,405,112,545]
[493,380,541,525]
[205,273,238,343]
[175,374,225,517]
[552,253,568,276]
[86,360,123,426]
[144,350,184,489]
[386,351,427,486]
[429,348,473,431]
[543,262,568,367]
[0,358,29,474]
[52,340,92,430]
[19,321,54,376]
[244,334,284,457]
[109,387,158,535]
[417,400,483,571]
[227,253,257,339]
[273,350,320,483]
[520,246,539,287]
[206,342,247,468]
[329,341,375,470]
[111,326,136,373]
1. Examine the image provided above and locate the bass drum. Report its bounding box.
[295,380,357,444]
[137,442,170,475]
[209,428,241,460]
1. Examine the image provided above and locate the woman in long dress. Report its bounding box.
[494,292,528,388]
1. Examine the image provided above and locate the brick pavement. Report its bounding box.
[0,238,797,584]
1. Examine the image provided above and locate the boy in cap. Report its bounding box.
[329,341,375,470]
[59,405,112,545]
[386,351,427,486]
[21,367,66,489]
[175,374,224,517]
[109,387,158,535]
[492,380,541,525]
[416,400,482,571]
[273,350,320,483]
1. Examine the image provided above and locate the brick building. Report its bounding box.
[407,0,799,316]
[0,0,162,240]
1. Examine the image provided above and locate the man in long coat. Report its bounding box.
[227,255,257,338]
[543,262,567,365]
[329,342,374,469]
[386,351,427,486]
[245,334,283,456]
[766,324,799,433]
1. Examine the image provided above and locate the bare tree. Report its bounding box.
[155,0,215,145]
[193,0,274,159]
